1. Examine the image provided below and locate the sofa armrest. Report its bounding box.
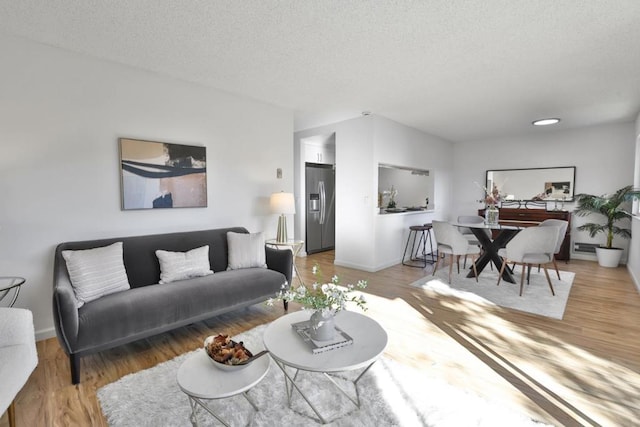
[52,248,79,353]
[265,246,293,286]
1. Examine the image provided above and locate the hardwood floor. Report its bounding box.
[4,253,640,426]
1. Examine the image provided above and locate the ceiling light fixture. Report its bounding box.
[532,118,561,126]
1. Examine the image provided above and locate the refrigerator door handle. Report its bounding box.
[319,181,325,225]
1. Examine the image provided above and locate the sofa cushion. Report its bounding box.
[227,231,267,270]
[74,268,286,351]
[156,245,213,284]
[62,242,130,307]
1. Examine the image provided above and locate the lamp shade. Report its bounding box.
[270,192,296,214]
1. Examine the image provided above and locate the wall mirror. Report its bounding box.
[486,166,576,202]
[378,164,434,211]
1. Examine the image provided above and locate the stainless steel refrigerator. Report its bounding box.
[305,163,335,254]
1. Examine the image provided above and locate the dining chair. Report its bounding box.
[457,215,486,242]
[496,226,558,296]
[538,219,569,279]
[457,215,492,269]
[432,220,480,283]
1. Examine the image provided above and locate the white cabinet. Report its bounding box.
[304,143,335,165]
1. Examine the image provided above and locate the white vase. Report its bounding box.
[595,247,623,268]
[309,310,336,341]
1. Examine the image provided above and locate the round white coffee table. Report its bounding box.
[263,310,387,424]
[177,349,270,427]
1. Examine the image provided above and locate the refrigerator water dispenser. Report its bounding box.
[309,193,320,211]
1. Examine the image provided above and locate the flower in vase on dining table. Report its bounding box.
[474,181,505,224]
[484,183,503,206]
[484,184,503,225]
[473,181,504,206]
[267,264,367,340]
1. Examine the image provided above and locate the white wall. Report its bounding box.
[294,116,375,268]
[333,117,377,269]
[452,122,636,261]
[294,115,452,271]
[372,116,452,270]
[0,34,293,339]
[628,112,640,291]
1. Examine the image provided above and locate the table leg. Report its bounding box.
[293,243,305,286]
[7,287,21,307]
[322,361,376,408]
[188,392,260,427]
[243,391,260,411]
[275,360,329,424]
[273,358,375,424]
[292,262,304,286]
[467,228,519,283]
[187,396,200,427]
[189,396,231,427]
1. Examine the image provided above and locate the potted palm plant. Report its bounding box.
[574,185,640,267]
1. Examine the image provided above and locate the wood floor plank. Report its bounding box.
[2,254,639,426]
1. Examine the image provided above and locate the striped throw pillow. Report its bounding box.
[155,245,214,284]
[226,231,267,270]
[62,242,131,308]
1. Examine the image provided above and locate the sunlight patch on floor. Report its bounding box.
[408,284,640,426]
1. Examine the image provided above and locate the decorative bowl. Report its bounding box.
[203,334,254,371]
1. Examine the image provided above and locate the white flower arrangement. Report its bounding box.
[267,264,367,314]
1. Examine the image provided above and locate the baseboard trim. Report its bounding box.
[570,253,597,262]
[627,264,640,293]
[36,327,56,342]
[333,259,377,272]
[333,258,402,272]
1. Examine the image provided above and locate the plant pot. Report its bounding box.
[595,247,623,268]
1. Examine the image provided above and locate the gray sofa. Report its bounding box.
[53,227,292,384]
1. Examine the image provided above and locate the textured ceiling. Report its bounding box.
[1,1,639,142]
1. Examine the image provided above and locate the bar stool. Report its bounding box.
[402,223,436,267]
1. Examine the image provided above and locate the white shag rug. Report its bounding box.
[411,266,574,320]
[97,323,553,426]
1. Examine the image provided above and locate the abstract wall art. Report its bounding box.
[119,138,207,210]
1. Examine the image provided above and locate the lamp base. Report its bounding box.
[276,215,288,243]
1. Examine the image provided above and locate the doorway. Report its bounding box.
[300,133,336,256]
[305,163,335,254]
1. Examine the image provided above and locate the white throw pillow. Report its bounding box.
[155,245,214,284]
[227,231,267,270]
[62,242,131,308]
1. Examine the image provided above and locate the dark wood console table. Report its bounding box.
[478,207,571,261]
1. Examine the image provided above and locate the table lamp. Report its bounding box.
[270,192,296,243]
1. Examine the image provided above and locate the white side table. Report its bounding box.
[263,310,388,424]
[177,350,270,427]
[265,239,305,286]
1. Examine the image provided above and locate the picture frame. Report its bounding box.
[119,138,207,210]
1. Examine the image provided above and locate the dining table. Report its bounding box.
[453,222,523,283]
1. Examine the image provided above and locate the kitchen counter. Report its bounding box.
[372,208,435,271]
[378,208,434,215]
